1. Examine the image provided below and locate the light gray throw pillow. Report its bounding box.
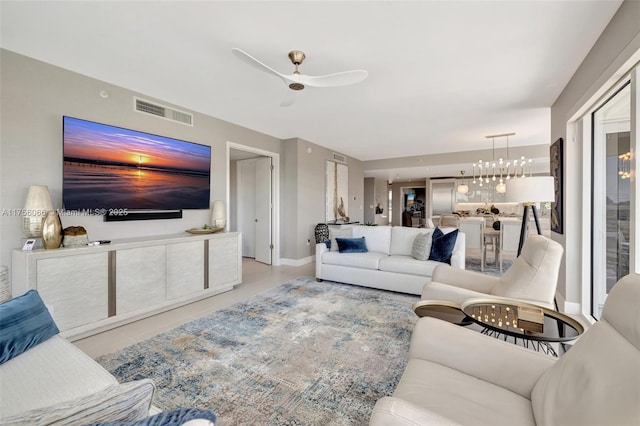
[329,226,353,252]
[411,233,432,261]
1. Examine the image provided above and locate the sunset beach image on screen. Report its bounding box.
[63,116,211,211]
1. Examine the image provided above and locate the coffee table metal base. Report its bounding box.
[480,327,559,356]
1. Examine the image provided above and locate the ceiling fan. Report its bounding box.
[231,48,368,106]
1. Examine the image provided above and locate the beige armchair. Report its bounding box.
[423,234,563,309]
[370,273,640,426]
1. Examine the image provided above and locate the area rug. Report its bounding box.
[97,277,419,425]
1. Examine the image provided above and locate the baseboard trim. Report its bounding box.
[279,256,314,267]
[555,292,581,315]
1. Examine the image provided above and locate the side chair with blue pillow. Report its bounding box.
[0,290,216,425]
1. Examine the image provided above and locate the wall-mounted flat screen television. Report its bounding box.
[63,116,211,212]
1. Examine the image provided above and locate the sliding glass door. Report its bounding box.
[591,82,632,319]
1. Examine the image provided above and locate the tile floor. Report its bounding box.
[73,258,315,359]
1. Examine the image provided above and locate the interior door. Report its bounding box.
[237,160,256,258]
[254,157,272,265]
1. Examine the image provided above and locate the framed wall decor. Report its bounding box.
[550,138,563,234]
[326,160,349,222]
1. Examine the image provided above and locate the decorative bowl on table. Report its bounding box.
[186,226,223,235]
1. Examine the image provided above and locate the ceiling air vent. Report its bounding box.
[134,97,193,126]
[332,153,347,164]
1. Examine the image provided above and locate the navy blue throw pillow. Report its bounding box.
[428,227,459,264]
[335,237,368,253]
[0,289,59,364]
[87,407,217,426]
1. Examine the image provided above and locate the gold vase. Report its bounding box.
[42,210,62,249]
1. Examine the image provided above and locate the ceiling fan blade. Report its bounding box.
[300,70,368,88]
[280,89,296,107]
[232,48,288,82]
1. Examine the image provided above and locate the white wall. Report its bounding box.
[550,0,640,307]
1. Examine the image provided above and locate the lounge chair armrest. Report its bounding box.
[431,264,498,293]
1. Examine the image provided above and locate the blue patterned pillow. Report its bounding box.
[428,228,459,264]
[87,407,217,426]
[0,289,59,364]
[335,237,368,253]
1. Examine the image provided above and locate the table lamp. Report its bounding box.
[23,185,54,238]
[505,176,555,256]
[211,200,226,229]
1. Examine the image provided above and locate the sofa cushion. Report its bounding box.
[321,251,386,270]
[352,225,392,255]
[379,255,440,277]
[336,236,368,253]
[0,335,119,418]
[391,226,432,256]
[411,233,432,261]
[429,228,459,264]
[0,289,59,365]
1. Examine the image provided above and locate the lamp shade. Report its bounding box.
[505,176,555,203]
[456,183,469,194]
[211,200,226,228]
[23,185,54,237]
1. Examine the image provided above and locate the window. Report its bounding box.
[591,82,632,319]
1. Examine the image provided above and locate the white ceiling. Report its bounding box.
[0,1,622,176]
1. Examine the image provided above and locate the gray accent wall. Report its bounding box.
[281,138,363,261]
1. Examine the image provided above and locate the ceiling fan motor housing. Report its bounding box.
[288,50,306,65]
[287,51,306,90]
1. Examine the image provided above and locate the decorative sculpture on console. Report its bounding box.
[337,197,349,222]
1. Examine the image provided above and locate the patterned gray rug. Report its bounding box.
[97,277,419,425]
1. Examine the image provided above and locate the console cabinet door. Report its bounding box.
[116,246,166,314]
[208,235,240,289]
[166,241,205,300]
[36,253,109,331]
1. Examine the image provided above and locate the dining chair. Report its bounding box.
[439,215,459,228]
[499,219,522,273]
[458,219,485,271]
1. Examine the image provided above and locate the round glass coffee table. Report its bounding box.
[412,300,472,326]
[460,298,585,356]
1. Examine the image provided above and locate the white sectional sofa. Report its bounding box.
[315,225,465,295]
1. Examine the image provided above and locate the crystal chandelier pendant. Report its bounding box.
[468,132,536,196]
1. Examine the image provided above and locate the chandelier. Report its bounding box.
[471,133,533,194]
[456,170,469,194]
[618,151,631,179]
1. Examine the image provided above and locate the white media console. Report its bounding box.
[12,232,242,341]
